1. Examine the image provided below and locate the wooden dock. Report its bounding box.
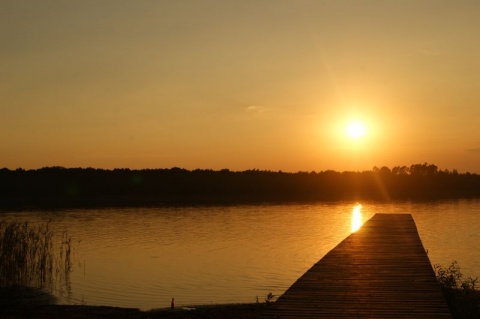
[263,214,452,318]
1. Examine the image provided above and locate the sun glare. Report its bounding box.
[351,204,363,232]
[346,121,367,139]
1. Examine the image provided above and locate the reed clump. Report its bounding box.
[0,221,72,293]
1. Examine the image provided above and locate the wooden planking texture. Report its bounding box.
[263,214,452,318]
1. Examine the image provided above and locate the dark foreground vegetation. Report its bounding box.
[435,261,480,319]
[0,221,72,298]
[1,163,480,209]
[1,302,267,319]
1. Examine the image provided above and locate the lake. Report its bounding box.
[1,199,479,310]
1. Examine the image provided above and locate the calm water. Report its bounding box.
[1,199,479,310]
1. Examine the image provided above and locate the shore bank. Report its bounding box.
[1,302,267,319]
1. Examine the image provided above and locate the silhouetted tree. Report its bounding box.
[0,164,479,209]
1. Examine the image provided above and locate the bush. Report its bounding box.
[434,261,480,319]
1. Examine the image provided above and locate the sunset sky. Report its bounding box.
[1,1,479,173]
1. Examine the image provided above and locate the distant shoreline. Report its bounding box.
[1,164,480,210]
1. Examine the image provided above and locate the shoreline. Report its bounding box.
[1,302,268,319]
[0,287,267,318]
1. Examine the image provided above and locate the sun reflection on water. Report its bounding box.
[351,204,363,232]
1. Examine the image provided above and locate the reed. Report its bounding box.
[0,221,72,292]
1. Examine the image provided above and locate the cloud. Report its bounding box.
[245,105,269,114]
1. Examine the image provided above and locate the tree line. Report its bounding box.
[0,163,479,209]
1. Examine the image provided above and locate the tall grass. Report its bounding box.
[0,221,72,292]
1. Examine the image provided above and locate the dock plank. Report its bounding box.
[263,214,452,318]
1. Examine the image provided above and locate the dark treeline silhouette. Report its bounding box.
[1,163,479,209]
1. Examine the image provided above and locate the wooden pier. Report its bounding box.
[263,214,452,318]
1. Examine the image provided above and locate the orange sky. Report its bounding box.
[1,1,479,173]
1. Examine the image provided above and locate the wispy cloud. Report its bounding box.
[417,48,441,57]
[245,105,269,114]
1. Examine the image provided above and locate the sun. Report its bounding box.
[346,121,367,139]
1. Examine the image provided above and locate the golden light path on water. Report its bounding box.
[351,203,364,232]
